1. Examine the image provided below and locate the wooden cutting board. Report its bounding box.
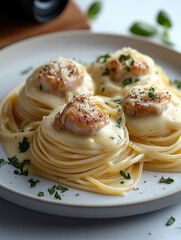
[0,0,90,49]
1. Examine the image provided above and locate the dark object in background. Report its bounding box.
[1,0,69,23]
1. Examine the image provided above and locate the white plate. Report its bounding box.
[0,31,181,219]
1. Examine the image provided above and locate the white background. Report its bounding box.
[1,0,181,239]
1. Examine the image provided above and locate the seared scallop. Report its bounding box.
[35,58,85,95]
[123,86,171,117]
[104,48,154,83]
[53,95,110,135]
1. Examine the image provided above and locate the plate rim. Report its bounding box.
[1,30,181,212]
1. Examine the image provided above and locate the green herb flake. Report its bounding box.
[159,176,174,184]
[38,192,44,197]
[19,137,30,153]
[87,1,102,20]
[120,170,131,179]
[56,184,69,193]
[122,78,139,86]
[8,156,30,176]
[110,137,115,140]
[40,84,43,91]
[14,170,19,175]
[8,156,19,168]
[54,191,61,200]
[97,54,111,63]
[113,99,122,105]
[120,181,124,184]
[105,102,109,106]
[102,68,110,76]
[0,158,5,166]
[130,58,135,66]
[166,216,175,226]
[48,185,56,195]
[28,178,40,188]
[117,117,122,125]
[21,169,29,176]
[149,87,155,92]
[21,66,33,75]
[119,54,131,61]
[170,79,181,89]
[101,87,105,93]
[122,78,132,86]
[148,91,156,98]
[118,135,122,140]
[123,66,131,72]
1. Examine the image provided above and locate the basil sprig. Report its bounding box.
[129,10,173,46]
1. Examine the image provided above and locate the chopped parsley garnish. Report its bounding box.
[97,54,111,63]
[101,86,105,93]
[102,68,110,75]
[123,66,131,72]
[38,192,44,197]
[19,137,30,153]
[0,158,5,167]
[166,216,175,226]
[119,54,135,72]
[113,99,122,105]
[48,185,57,195]
[119,54,131,61]
[14,170,19,175]
[122,78,139,86]
[120,181,124,184]
[56,184,69,193]
[149,87,155,92]
[110,137,115,140]
[21,66,33,75]
[159,176,174,184]
[130,58,135,66]
[54,191,61,200]
[120,170,131,179]
[118,135,122,140]
[105,102,109,106]
[8,156,30,176]
[48,184,69,195]
[116,117,122,125]
[40,84,43,91]
[28,178,40,188]
[170,79,181,89]
[148,91,157,98]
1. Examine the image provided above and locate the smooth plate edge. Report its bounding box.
[0,30,181,58]
[1,31,181,218]
[1,184,181,218]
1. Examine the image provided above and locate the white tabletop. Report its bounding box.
[1,1,181,239]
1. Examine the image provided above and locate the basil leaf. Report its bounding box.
[157,10,172,28]
[130,22,157,37]
[87,1,102,19]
